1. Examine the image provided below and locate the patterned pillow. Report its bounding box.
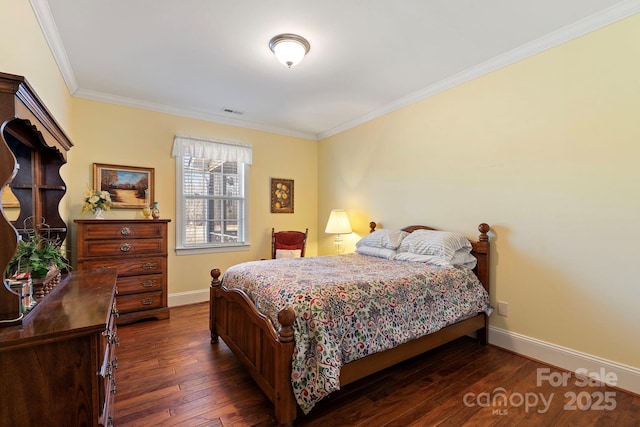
[397,230,471,261]
[356,229,409,250]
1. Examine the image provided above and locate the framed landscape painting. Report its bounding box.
[93,163,154,209]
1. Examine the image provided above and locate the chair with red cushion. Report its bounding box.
[271,228,308,259]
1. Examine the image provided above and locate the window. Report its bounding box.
[172,135,252,255]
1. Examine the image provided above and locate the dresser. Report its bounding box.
[0,268,118,426]
[76,219,171,325]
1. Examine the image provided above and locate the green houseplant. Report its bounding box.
[6,234,70,279]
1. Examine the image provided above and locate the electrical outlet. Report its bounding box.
[498,301,509,317]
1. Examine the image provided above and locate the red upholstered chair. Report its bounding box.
[271,228,308,259]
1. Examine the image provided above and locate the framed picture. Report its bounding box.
[270,178,294,213]
[93,163,154,209]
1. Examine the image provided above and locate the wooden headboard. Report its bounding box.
[368,222,490,292]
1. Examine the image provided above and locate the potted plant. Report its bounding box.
[6,234,71,279]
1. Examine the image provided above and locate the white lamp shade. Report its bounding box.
[325,209,352,234]
[273,40,306,67]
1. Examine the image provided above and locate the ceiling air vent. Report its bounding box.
[221,108,243,115]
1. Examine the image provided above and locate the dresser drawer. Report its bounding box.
[80,221,166,240]
[117,291,163,313]
[80,238,165,258]
[99,374,116,427]
[76,219,170,326]
[117,274,164,295]
[81,256,166,276]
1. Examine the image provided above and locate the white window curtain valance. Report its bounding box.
[171,135,252,165]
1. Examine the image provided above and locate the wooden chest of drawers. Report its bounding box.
[76,219,171,325]
[0,268,118,426]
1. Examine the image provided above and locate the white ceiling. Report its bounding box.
[33,0,640,141]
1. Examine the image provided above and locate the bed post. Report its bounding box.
[475,223,490,346]
[210,268,221,344]
[274,308,297,426]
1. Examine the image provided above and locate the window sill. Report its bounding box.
[175,244,250,256]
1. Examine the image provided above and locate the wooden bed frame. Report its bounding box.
[209,222,490,426]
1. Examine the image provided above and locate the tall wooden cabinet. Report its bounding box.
[0,71,73,324]
[76,219,171,325]
[0,268,119,426]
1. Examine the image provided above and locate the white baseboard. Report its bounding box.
[489,326,640,395]
[168,289,209,307]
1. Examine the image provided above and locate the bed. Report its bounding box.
[209,222,491,425]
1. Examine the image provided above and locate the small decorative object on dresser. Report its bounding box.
[151,201,160,219]
[82,188,113,218]
[75,219,170,325]
[142,204,152,219]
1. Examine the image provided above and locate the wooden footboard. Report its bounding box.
[210,268,298,425]
[210,223,491,426]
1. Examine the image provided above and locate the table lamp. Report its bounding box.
[325,209,352,254]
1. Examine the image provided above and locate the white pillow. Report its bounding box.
[355,245,397,260]
[275,249,302,259]
[397,230,472,261]
[356,229,409,250]
[450,250,478,269]
[395,250,477,268]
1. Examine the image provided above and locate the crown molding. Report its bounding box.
[317,1,640,140]
[29,0,79,94]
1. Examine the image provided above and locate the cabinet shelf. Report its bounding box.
[10,184,67,190]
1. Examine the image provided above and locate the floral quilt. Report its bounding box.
[221,253,493,414]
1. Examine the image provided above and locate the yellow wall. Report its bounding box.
[69,99,318,295]
[318,15,640,368]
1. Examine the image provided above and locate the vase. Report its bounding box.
[142,205,152,219]
[151,201,160,219]
[94,208,104,219]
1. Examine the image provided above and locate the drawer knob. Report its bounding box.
[142,262,157,270]
[120,227,131,235]
[141,280,156,288]
[141,298,155,305]
[120,243,132,252]
[106,362,114,378]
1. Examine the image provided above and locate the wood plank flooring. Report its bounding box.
[114,303,639,426]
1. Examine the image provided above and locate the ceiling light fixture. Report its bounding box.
[269,33,310,68]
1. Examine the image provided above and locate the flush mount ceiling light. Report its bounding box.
[269,33,310,68]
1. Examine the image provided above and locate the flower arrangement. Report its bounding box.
[82,189,113,214]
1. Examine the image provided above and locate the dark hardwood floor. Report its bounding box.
[115,303,639,426]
